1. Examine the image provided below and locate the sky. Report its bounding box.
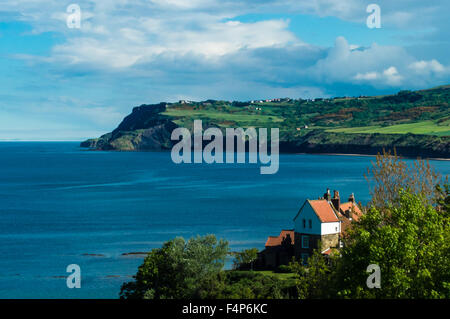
[0,0,449,140]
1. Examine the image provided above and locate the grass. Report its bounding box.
[163,108,284,127]
[228,270,296,281]
[255,271,297,280]
[326,120,450,136]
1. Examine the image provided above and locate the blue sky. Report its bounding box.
[0,0,449,140]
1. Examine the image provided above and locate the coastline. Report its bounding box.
[293,152,450,161]
[80,145,450,161]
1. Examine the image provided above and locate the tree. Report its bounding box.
[334,154,449,298]
[120,235,229,299]
[365,149,441,208]
[335,189,449,298]
[232,248,259,270]
[288,247,336,299]
[218,271,289,299]
[436,182,450,221]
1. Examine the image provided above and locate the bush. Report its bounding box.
[275,265,291,273]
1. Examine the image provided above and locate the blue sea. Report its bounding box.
[0,142,448,298]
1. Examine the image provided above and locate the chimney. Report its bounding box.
[331,190,340,211]
[324,188,331,201]
[348,193,355,204]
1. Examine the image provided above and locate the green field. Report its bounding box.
[160,86,450,137]
[326,120,450,136]
[163,108,284,128]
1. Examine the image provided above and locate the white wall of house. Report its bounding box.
[294,201,321,235]
[321,221,340,235]
[294,201,341,235]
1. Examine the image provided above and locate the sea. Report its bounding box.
[0,142,448,298]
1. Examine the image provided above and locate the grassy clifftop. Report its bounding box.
[81,85,450,157]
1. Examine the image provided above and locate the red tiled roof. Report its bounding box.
[308,200,339,223]
[265,229,294,247]
[339,202,362,221]
[265,236,280,247]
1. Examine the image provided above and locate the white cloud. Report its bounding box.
[308,36,450,88]
[1,1,450,105]
[354,67,403,86]
[409,59,447,75]
[354,72,378,80]
[310,37,410,86]
[383,66,403,85]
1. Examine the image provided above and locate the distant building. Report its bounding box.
[294,189,361,264]
[258,189,362,268]
[258,230,295,269]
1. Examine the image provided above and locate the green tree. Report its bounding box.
[232,248,259,270]
[289,247,336,299]
[335,189,450,298]
[219,271,290,299]
[120,235,229,299]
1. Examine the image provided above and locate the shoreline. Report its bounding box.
[1,141,448,161]
[81,147,450,161]
[292,152,450,161]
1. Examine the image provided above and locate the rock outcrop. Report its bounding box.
[81,103,178,151]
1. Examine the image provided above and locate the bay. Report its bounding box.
[0,142,448,298]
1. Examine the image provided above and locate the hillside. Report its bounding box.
[81,85,450,158]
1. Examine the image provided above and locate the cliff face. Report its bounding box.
[280,131,450,158]
[81,103,178,151]
[81,101,450,158]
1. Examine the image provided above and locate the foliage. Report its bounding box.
[232,248,259,270]
[288,249,336,299]
[120,235,229,299]
[218,271,296,299]
[335,189,450,298]
[365,149,441,208]
[275,265,291,273]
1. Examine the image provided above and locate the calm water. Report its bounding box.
[0,142,448,298]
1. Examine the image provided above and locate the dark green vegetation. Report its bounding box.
[82,85,450,157]
[121,153,449,299]
[119,235,296,299]
[232,248,259,270]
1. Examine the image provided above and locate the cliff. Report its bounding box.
[81,86,450,158]
[80,103,177,151]
[280,130,450,158]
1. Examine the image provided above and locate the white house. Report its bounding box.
[292,189,361,263]
[260,189,362,268]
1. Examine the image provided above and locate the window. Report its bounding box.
[302,219,306,228]
[302,235,309,248]
[301,253,309,265]
[308,219,312,229]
